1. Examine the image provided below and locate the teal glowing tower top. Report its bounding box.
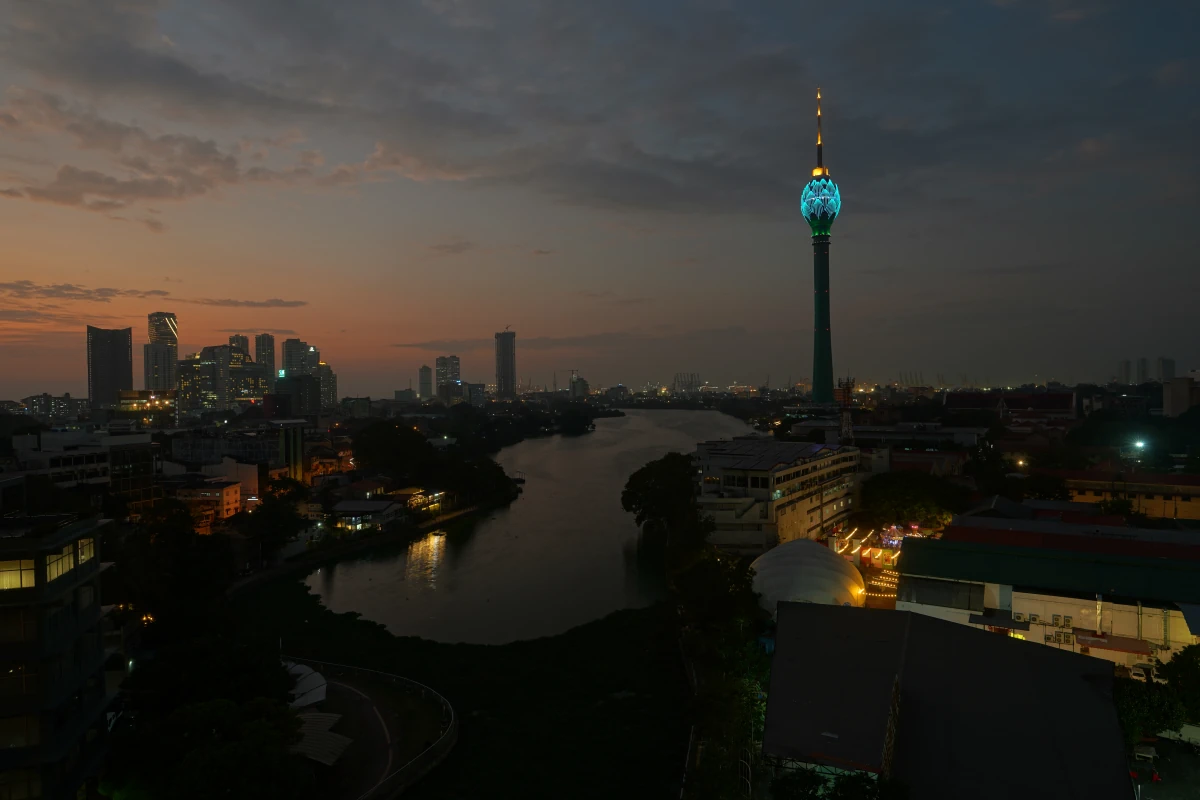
[802,88,840,405]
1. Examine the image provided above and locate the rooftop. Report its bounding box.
[333,500,402,514]
[899,537,1200,604]
[764,603,1129,800]
[695,437,851,471]
[1034,468,1200,488]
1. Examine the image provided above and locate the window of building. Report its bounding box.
[0,562,35,591]
[0,715,40,748]
[0,769,42,800]
[77,537,94,565]
[45,545,76,583]
[0,610,36,644]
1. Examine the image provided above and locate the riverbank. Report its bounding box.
[232,578,690,799]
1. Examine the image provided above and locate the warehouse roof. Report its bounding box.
[899,537,1200,604]
[764,603,1129,800]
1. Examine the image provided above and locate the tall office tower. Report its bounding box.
[435,355,461,389]
[418,365,433,400]
[495,330,517,399]
[1136,357,1149,384]
[146,311,178,389]
[276,374,322,417]
[143,342,175,391]
[1118,360,1132,385]
[176,346,269,413]
[315,362,338,409]
[800,89,842,405]
[86,325,133,409]
[1157,357,1176,383]
[228,333,250,355]
[255,333,276,390]
[282,338,320,377]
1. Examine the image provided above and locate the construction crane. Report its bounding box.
[552,369,579,393]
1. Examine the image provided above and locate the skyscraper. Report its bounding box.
[495,330,517,399]
[1136,357,1149,384]
[255,333,276,390]
[143,343,175,391]
[418,365,433,400]
[1157,357,1176,383]
[315,361,338,409]
[1118,360,1131,385]
[282,338,320,377]
[176,345,270,413]
[800,89,842,405]
[146,311,178,389]
[87,325,133,409]
[228,333,250,354]
[435,355,461,389]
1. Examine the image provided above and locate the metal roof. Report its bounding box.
[695,438,850,471]
[764,603,1129,800]
[900,537,1200,604]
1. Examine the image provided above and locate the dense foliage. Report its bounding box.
[855,471,970,529]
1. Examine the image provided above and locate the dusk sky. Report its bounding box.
[1,0,1197,399]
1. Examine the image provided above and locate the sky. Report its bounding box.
[0,0,1197,399]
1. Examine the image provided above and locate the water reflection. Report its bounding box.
[404,531,446,588]
[306,410,753,644]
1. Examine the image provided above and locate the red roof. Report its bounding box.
[943,523,1200,561]
[1035,469,1200,488]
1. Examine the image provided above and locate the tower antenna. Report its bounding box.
[816,87,824,171]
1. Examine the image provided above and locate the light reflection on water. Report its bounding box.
[306,410,753,644]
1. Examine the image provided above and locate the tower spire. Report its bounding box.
[816,87,824,169]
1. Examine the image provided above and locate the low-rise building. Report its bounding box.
[332,500,405,532]
[1036,468,1200,521]
[9,430,158,514]
[159,474,241,532]
[695,437,858,553]
[896,536,1200,668]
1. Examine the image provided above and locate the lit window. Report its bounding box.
[45,546,76,583]
[0,561,35,591]
[78,538,95,565]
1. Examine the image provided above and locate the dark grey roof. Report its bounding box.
[764,603,1130,800]
[695,437,850,471]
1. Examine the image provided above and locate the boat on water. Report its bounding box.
[513,470,527,484]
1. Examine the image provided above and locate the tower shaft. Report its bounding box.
[812,234,834,404]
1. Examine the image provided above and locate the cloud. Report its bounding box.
[182,297,307,308]
[427,238,475,256]
[0,279,304,308]
[0,280,169,302]
[392,327,747,353]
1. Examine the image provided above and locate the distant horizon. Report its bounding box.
[2,1,1197,400]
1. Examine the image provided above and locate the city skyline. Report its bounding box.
[1,1,1198,398]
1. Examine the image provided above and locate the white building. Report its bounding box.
[695,437,858,554]
[896,537,1200,668]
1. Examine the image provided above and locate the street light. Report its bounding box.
[1135,441,1146,449]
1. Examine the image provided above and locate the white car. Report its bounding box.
[1131,663,1168,685]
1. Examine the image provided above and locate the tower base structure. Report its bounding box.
[811,234,834,404]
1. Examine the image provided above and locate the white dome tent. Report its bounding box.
[751,539,865,615]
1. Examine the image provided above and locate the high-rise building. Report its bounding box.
[228,333,250,355]
[435,355,461,390]
[282,339,320,378]
[1157,357,1176,383]
[0,496,115,799]
[146,311,179,389]
[495,330,517,399]
[175,345,270,413]
[255,334,276,389]
[1136,357,1149,384]
[143,342,175,391]
[86,325,133,409]
[465,383,487,407]
[800,89,842,405]
[418,365,433,400]
[1118,360,1131,385]
[314,362,338,409]
[276,375,321,417]
[569,374,590,398]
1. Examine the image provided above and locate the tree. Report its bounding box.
[1097,497,1134,516]
[351,420,435,478]
[1113,678,1186,747]
[772,768,826,800]
[232,482,308,558]
[1021,473,1070,501]
[621,452,699,533]
[1159,644,1200,724]
[856,471,969,529]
